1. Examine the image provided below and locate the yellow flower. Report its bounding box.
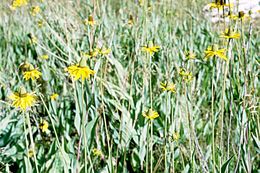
[147,5,152,12]
[40,54,48,60]
[37,20,44,27]
[138,0,144,6]
[207,0,232,10]
[238,11,251,21]
[225,11,250,21]
[31,6,41,16]
[19,62,41,81]
[185,51,196,60]
[128,14,134,26]
[97,47,111,56]
[225,12,238,20]
[9,87,37,111]
[66,65,94,80]
[66,58,95,81]
[84,15,95,27]
[142,41,160,55]
[11,0,27,10]
[179,68,193,82]
[31,37,37,44]
[50,93,58,101]
[83,49,99,58]
[93,148,102,157]
[220,29,240,39]
[172,132,180,141]
[142,109,159,120]
[207,3,225,10]
[39,119,49,133]
[23,67,42,81]
[204,45,227,61]
[28,149,34,158]
[160,82,176,93]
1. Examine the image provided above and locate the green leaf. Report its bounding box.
[138,124,148,166]
[24,156,32,173]
[74,110,81,135]
[86,116,99,147]
[0,115,15,133]
[131,148,140,171]
[0,126,12,147]
[252,135,260,154]
[221,155,234,173]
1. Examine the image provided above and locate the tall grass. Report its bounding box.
[0,0,259,172]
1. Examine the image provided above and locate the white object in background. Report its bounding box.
[203,0,260,22]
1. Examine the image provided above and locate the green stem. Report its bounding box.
[149,53,154,173]
[171,94,177,172]
[172,142,175,173]
[25,112,39,173]
[185,84,194,171]
[146,123,149,173]
[39,94,69,170]
[81,81,88,172]
[212,65,216,173]
[23,112,30,167]
[164,93,168,172]
[103,110,113,172]
[220,42,231,168]
[150,120,153,173]
[149,56,153,109]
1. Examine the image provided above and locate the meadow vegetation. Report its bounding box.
[0,0,259,172]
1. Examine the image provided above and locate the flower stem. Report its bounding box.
[81,81,88,172]
[164,93,168,172]
[150,120,153,173]
[25,112,39,173]
[149,52,153,173]
[211,65,215,173]
[99,60,113,172]
[23,112,30,167]
[39,94,69,170]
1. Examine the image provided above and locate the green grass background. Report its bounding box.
[0,0,259,172]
